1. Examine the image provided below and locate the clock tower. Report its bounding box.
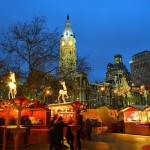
[59,15,76,80]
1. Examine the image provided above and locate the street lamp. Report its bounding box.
[100,86,105,106]
[108,86,113,107]
[100,87,105,91]
[43,87,51,103]
[46,90,50,95]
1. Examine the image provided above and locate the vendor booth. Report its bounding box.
[0,98,50,150]
[0,98,83,150]
[97,106,119,133]
[123,105,150,135]
[47,101,84,150]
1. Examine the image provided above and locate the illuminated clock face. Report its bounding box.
[69,40,73,46]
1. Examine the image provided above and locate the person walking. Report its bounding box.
[66,118,74,150]
[77,115,84,150]
[49,114,58,150]
[85,118,92,140]
[53,116,67,150]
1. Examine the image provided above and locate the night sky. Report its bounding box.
[1,0,150,83]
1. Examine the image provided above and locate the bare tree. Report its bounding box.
[0,15,93,101]
[77,55,93,75]
[0,15,60,99]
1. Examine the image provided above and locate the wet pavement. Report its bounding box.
[91,133,150,150]
[4,133,150,150]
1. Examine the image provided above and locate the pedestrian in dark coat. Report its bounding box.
[77,115,84,150]
[49,114,58,150]
[53,116,67,150]
[85,118,92,140]
[66,118,74,150]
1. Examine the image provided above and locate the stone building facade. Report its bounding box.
[130,50,150,89]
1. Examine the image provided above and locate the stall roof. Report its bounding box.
[129,105,148,111]
[48,102,73,107]
[143,107,150,111]
[97,106,118,124]
[121,105,148,112]
[120,107,139,112]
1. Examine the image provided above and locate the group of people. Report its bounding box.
[78,118,93,141]
[49,114,84,150]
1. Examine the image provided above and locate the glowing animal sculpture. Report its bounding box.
[8,72,17,99]
[58,80,69,103]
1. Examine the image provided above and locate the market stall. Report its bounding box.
[47,101,83,150]
[0,98,49,149]
[123,105,150,135]
[0,96,30,150]
[0,98,84,150]
[97,106,118,133]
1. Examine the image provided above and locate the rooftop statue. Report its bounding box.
[58,80,69,103]
[8,71,17,99]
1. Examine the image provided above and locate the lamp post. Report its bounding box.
[130,83,135,105]
[44,90,50,102]
[43,87,51,103]
[108,86,113,107]
[100,86,105,106]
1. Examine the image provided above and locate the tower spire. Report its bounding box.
[67,14,69,20]
[62,15,74,37]
[59,16,76,80]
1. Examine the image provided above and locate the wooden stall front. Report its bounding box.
[0,100,83,150]
[47,102,82,150]
[123,106,150,135]
[22,108,50,145]
[0,107,50,147]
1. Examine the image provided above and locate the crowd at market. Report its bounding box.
[49,114,93,150]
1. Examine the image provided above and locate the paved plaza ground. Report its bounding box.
[3,133,150,150]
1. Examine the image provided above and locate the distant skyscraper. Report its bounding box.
[58,15,76,80]
[105,54,131,85]
[130,50,150,87]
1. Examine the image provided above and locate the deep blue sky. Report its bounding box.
[1,0,150,83]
